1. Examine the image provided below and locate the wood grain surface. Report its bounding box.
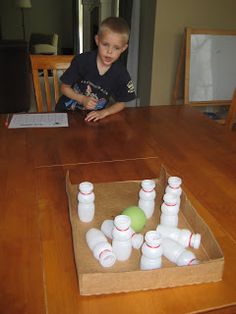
[1,106,236,314]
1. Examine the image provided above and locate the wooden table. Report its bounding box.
[1,106,236,314]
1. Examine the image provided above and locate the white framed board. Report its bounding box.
[184,28,236,106]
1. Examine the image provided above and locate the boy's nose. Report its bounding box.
[107,47,112,54]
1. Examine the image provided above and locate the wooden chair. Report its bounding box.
[30,54,74,112]
[225,88,236,130]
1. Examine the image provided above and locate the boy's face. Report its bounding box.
[95,30,128,67]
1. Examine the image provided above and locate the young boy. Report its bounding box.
[55,16,136,122]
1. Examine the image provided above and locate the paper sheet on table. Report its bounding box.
[8,113,68,128]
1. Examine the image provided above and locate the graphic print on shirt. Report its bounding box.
[84,84,107,110]
[127,81,135,94]
[65,81,108,111]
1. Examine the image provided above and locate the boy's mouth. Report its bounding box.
[104,56,112,62]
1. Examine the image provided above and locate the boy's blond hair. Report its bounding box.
[98,17,130,43]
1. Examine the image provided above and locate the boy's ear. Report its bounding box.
[121,44,128,52]
[95,35,99,46]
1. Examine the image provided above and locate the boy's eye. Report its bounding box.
[101,43,122,52]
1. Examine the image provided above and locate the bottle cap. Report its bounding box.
[168,176,182,188]
[114,215,131,230]
[79,181,93,194]
[145,230,162,247]
[99,250,116,268]
[191,233,201,249]
[141,179,156,192]
[93,242,116,267]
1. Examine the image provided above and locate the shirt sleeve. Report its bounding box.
[112,69,136,103]
[60,54,82,86]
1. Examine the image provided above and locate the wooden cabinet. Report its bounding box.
[0,40,30,113]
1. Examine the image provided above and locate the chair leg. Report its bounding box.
[225,88,236,130]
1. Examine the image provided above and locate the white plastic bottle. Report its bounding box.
[165,176,182,199]
[77,181,95,222]
[156,224,201,249]
[112,215,132,261]
[101,219,144,249]
[140,230,163,270]
[101,219,114,239]
[86,228,116,267]
[131,232,144,250]
[160,193,180,227]
[162,238,199,266]
[138,179,156,219]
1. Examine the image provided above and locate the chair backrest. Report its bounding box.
[29,33,58,52]
[51,33,58,47]
[30,54,74,112]
[225,88,236,130]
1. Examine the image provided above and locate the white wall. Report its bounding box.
[150,0,236,106]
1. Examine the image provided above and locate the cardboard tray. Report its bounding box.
[66,166,224,295]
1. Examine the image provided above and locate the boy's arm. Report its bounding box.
[61,83,97,110]
[85,102,125,122]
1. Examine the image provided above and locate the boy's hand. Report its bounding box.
[82,95,97,110]
[85,109,109,122]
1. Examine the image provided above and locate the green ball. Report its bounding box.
[122,206,146,232]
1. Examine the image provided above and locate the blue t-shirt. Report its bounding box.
[57,50,136,111]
